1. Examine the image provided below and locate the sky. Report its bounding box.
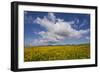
[24,11,90,46]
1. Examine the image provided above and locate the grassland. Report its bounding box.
[24,44,90,62]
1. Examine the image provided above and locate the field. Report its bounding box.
[24,44,90,62]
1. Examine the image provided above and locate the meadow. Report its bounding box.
[24,44,90,62]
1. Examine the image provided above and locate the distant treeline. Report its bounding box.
[24,43,90,48]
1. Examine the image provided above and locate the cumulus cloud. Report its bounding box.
[33,12,89,45]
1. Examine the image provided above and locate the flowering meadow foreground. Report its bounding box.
[24,44,90,62]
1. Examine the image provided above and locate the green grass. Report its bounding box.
[24,44,90,62]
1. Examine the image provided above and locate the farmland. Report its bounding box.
[24,44,90,62]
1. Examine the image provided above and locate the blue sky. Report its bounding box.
[24,11,90,46]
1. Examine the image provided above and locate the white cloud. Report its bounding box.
[29,39,49,46]
[48,13,56,23]
[33,12,89,45]
[79,20,88,28]
[85,36,90,40]
[74,18,80,24]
